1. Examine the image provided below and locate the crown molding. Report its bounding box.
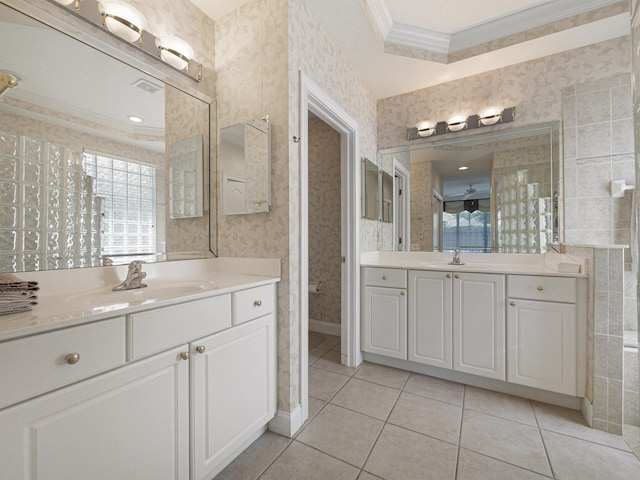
[365,0,623,56]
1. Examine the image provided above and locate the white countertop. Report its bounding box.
[360,251,587,277]
[0,258,281,342]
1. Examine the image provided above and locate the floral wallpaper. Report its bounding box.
[308,115,341,327]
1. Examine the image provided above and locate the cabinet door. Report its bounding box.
[408,270,452,368]
[507,299,576,395]
[192,314,277,480]
[453,272,506,380]
[0,347,190,480]
[362,286,407,359]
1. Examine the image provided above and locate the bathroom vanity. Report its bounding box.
[0,258,279,480]
[361,252,587,402]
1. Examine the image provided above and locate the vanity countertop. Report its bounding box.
[0,258,280,343]
[361,251,587,278]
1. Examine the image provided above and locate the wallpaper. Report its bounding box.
[308,115,341,327]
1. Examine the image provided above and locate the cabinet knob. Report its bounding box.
[454,274,459,279]
[180,351,190,361]
[510,301,516,306]
[400,291,405,296]
[64,352,80,365]
[254,300,262,307]
[446,273,451,278]
[537,285,544,291]
[196,345,206,354]
[382,275,387,280]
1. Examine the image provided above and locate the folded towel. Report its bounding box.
[0,273,39,291]
[0,303,34,316]
[0,291,34,299]
[0,296,37,305]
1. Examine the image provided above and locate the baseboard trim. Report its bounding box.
[581,397,593,427]
[268,404,304,438]
[309,319,341,336]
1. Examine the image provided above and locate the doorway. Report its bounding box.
[299,72,360,428]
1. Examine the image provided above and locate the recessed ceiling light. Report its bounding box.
[128,115,143,123]
[458,166,469,171]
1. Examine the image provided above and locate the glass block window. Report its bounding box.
[83,152,156,258]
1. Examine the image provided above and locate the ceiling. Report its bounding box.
[190,0,629,99]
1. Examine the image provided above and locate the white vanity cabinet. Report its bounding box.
[0,344,190,480]
[192,286,277,480]
[362,268,407,359]
[453,272,505,381]
[0,281,278,480]
[407,270,505,380]
[507,275,578,395]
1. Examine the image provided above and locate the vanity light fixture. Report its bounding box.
[98,1,146,45]
[407,107,516,141]
[0,73,19,98]
[155,36,193,71]
[128,115,143,123]
[479,106,503,126]
[47,0,203,82]
[447,115,467,132]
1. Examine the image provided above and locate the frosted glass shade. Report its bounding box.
[155,36,193,71]
[53,0,76,5]
[98,1,146,43]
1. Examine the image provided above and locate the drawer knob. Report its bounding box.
[196,345,206,354]
[446,274,451,278]
[382,275,387,280]
[537,285,544,291]
[180,351,190,361]
[400,291,405,296]
[254,300,263,307]
[454,274,459,279]
[510,301,516,306]
[65,352,80,365]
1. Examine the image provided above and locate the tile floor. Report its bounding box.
[216,333,640,480]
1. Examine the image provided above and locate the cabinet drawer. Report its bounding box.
[364,267,407,288]
[129,295,231,360]
[0,317,125,409]
[507,275,576,303]
[233,284,275,325]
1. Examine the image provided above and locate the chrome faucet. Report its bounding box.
[113,261,147,291]
[448,248,465,266]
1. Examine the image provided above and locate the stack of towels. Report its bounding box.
[0,273,38,316]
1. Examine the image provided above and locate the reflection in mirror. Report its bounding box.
[169,135,203,219]
[220,118,271,215]
[361,158,379,220]
[379,123,560,253]
[0,3,214,273]
[381,171,393,223]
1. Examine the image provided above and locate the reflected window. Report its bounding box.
[443,210,492,253]
[83,153,157,260]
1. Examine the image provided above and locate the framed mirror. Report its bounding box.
[361,158,379,220]
[0,2,215,273]
[378,122,561,253]
[220,117,271,215]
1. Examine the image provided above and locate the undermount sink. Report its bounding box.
[65,280,216,306]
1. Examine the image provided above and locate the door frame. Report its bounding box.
[299,71,361,426]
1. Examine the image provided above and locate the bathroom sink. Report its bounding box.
[65,280,216,307]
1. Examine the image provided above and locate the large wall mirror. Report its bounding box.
[378,123,561,254]
[0,2,216,273]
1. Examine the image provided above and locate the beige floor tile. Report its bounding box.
[533,401,632,451]
[309,331,326,350]
[316,334,341,350]
[308,396,326,420]
[309,366,350,401]
[542,430,640,479]
[388,392,462,444]
[403,373,464,406]
[354,362,410,390]
[297,404,383,468]
[309,346,330,365]
[363,424,458,480]
[357,472,383,480]
[331,377,400,420]
[215,431,290,480]
[460,409,552,476]
[313,350,357,376]
[464,386,536,426]
[260,440,359,480]
[456,448,551,480]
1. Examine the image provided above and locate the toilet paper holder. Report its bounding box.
[309,282,322,294]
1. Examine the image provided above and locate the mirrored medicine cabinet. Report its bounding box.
[361,158,394,223]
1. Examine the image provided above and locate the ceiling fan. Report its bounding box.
[450,184,478,199]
